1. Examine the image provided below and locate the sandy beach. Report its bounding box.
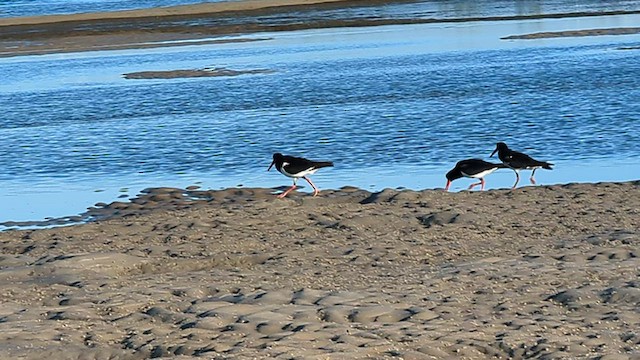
[1,182,639,359]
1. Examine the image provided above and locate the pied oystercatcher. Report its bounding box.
[490,142,553,188]
[268,153,333,198]
[445,158,507,191]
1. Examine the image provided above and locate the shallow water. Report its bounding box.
[1,13,639,227]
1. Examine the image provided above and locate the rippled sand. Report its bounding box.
[1,181,639,359]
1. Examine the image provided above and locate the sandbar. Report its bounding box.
[1,0,640,57]
[502,27,640,40]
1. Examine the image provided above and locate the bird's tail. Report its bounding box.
[539,162,553,170]
[495,163,510,169]
[313,161,334,169]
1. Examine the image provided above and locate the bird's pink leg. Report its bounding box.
[468,178,486,190]
[529,169,537,185]
[468,181,482,190]
[277,184,297,198]
[303,176,319,196]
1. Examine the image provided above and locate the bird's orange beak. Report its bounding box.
[268,160,275,171]
[445,180,451,191]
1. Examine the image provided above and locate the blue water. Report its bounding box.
[0,10,639,226]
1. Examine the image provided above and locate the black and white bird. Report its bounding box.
[445,158,507,191]
[490,142,553,188]
[268,153,333,198]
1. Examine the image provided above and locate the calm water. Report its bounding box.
[0,9,639,227]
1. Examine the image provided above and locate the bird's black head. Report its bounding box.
[491,142,508,157]
[445,167,462,182]
[268,153,284,171]
[444,165,462,191]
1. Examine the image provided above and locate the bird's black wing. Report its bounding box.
[459,159,503,174]
[506,151,551,169]
[282,155,332,174]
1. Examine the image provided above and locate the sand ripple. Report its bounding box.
[1,181,639,359]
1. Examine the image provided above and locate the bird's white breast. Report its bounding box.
[462,168,497,179]
[280,162,319,178]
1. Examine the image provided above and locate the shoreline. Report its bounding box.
[1,0,639,57]
[1,179,639,230]
[1,180,638,358]
[2,0,638,27]
[3,158,640,230]
[0,0,401,26]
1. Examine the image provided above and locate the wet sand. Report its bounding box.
[502,27,640,40]
[1,0,640,57]
[123,67,275,79]
[1,181,639,359]
[0,0,421,57]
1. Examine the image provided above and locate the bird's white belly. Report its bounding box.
[462,168,496,179]
[281,167,318,178]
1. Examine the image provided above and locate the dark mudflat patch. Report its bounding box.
[617,46,640,50]
[123,67,275,79]
[502,27,640,40]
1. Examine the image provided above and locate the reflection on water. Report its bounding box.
[0,14,639,226]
